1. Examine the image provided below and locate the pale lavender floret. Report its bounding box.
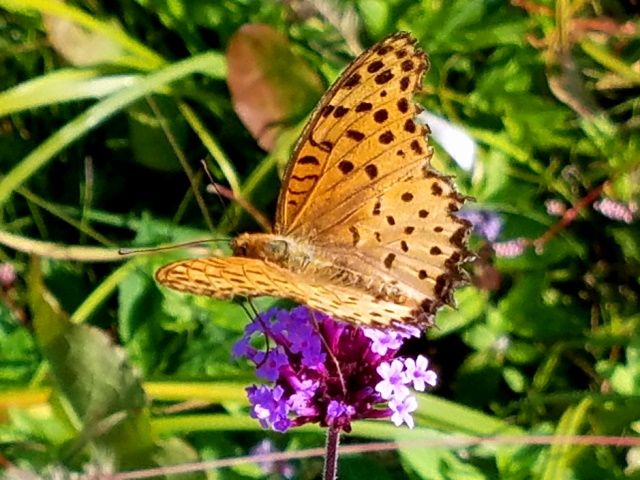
[0,263,16,287]
[545,199,566,216]
[493,238,527,258]
[403,355,437,391]
[393,324,422,340]
[250,439,296,479]
[375,359,409,400]
[593,198,636,224]
[363,328,404,356]
[389,395,418,428]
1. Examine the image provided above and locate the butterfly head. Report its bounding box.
[232,233,290,263]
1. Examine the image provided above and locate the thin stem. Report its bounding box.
[533,180,606,249]
[323,425,341,480]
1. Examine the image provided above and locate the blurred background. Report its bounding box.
[0,0,639,478]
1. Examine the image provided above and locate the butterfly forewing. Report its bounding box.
[276,32,428,234]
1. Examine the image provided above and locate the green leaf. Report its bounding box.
[29,259,155,468]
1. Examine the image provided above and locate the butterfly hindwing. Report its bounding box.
[313,168,472,315]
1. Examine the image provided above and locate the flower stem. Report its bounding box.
[323,425,340,480]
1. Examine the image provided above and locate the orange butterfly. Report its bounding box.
[156,32,472,328]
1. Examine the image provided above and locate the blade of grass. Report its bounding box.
[0,0,164,69]
[0,51,225,207]
[581,39,640,87]
[70,257,143,324]
[0,70,140,116]
[178,101,240,195]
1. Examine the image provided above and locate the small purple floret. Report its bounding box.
[363,328,405,355]
[254,348,289,381]
[234,306,438,432]
[403,355,437,391]
[389,394,418,428]
[246,385,292,432]
[376,359,409,400]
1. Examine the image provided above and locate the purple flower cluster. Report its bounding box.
[458,209,502,242]
[233,307,437,433]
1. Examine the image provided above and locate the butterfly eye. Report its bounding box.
[233,240,248,256]
[266,240,288,259]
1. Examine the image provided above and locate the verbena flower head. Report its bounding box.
[234,306,437,433]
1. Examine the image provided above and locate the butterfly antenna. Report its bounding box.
[146,97,215,233]
[201,162,271,232]
[242,299,272,369]
[118,238,228,256]
[200,159,228,213]
[309,310,346,396]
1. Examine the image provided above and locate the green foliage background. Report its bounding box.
[0,0,639,478]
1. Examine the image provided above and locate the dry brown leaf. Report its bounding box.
[226,24,325,151]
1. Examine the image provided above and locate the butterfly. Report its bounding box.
[156,32,472,328]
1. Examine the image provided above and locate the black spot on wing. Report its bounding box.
[384,253,396,269]
[346,130,365,141]
[375,70,394,84]
[379,131,395,144]
[298,155,320,165]
[338,160,354,174]
[343,73,361,88]
[365,164,378,179]
[334,106,349,118]
[356,101,373,112]
[374,109,388,123]
[368,60,384,72]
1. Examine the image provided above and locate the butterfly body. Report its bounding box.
[156,32,472,328]
[232,233,311,271]
[233,232,406,303]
